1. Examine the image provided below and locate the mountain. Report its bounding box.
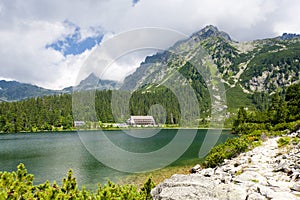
[121,25,300,110]
[0,80,60,101]
[68,73,120,92]
[2,25,300,106]
[0,74,120,101]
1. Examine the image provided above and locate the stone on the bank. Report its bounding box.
[151,132,300,200]
[151,174,219,200]
[292,183,300,192]
[190,164,202,173]
[246,192,266,200]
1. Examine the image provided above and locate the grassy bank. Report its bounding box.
[118,161,200,188]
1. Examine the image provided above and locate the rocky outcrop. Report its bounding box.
[151,132,300,199]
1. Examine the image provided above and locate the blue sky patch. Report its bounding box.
[132,0,140,6]
[46,24,103,56]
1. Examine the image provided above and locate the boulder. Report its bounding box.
[189,164,202,173]
[151,174,219,200]
[151,136,300,200]
[292,183,300,192]
[246,192,266,200]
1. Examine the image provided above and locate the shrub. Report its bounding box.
[277,137,291,148]
[292,137,300,145]
[204,129,266,168]
[204,136,249,168]
[0,164,155,200]
[233,123,268,135]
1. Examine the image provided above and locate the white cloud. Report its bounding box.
[101,49,159,82]
[0,0,299,89]
[0,19,78,89]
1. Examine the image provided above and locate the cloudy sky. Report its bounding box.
[0,0,300,89]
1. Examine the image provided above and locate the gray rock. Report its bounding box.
[257,185,275,199]
[190,164,202,173]
[236,171,268,185]
[246,192,266,200]
[291,172,300,181]
[201,168,215,177]
[272,192,300,200]
[216,184,248,200]
[152,136,300,200]
[151,174,219,200]
[292,183,300,192]
[273,161,289,172]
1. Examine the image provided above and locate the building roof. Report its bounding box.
[130,116,155,120]
[127,115,156,125]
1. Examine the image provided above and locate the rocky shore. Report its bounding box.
[151,131,300,200]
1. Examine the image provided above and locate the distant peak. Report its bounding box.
[85,73,99,80]
[192,25,232,41]
[280,33,300,40]
[203,25,219,32]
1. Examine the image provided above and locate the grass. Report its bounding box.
[225,85,254,111]
[117,163,196,188]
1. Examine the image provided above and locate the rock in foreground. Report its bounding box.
[152,135,300,200]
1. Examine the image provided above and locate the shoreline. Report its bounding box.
[0,127,232,134]
[151,130,300,199]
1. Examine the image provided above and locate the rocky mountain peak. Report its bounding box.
[192,25,232,41]
[71,73,120,92]
[280,33,300,40]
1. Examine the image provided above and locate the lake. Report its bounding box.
[0,129,233,189]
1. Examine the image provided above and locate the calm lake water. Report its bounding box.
[0,129,233,189]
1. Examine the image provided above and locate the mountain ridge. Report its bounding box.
[1,25,300,103]
[122,25,300,94]
[0,74,119,101]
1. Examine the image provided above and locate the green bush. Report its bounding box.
[277,137,291,148]
[272,121,298,132]
[233,123,269,135]
[204,129,265,168]
[0,164,155,200]
[204,136,249,168]
[292,137,300,145]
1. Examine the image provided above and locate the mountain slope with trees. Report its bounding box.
[1,25,300,132]
[121,25,300,111]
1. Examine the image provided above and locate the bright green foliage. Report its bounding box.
[251,91,270,111]
[277,137,291,148]
[0,84,210,133]
[233,107,247,127]
[225,85,254,110]
[285,83,300,121]
[0,164,155,200]
[0,94,73,133]
[268,93,288,124]
[204,129,267,168]
[232,83,300,134]
[140,177,156,200]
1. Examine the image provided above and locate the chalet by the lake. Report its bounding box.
[126,116,156,126]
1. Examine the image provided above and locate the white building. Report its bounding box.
[126,116,156,126]
[74,121,85,127]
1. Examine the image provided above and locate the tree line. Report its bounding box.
[233,82,300,134]
[1,81,298,133]
[0,85,209,133]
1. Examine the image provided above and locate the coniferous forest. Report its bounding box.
[0,87,188,133]
[0,82,299,133]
